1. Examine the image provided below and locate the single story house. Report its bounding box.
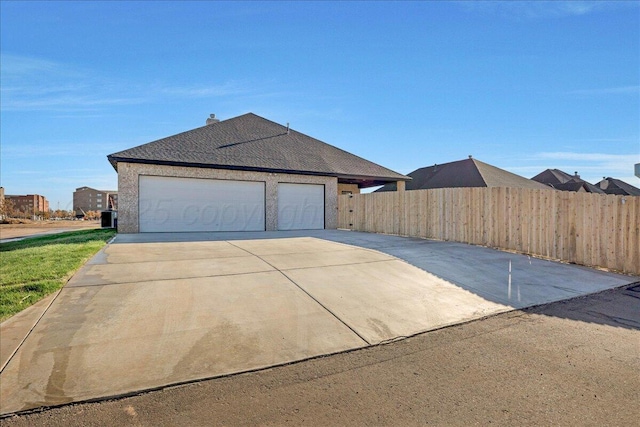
[107,113,409,233]
[595,177,640,196]
[532,169,604,194]
[375,156,550,192]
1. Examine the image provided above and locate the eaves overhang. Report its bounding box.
[107,156,410,187]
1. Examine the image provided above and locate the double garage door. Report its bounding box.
[139,176,324,232]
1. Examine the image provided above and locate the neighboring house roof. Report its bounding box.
[107,113,409,188]
[595,177,640,196]
[552,181,603,193]
[531,169,575,186]
[376,157,550,192]
[532,168,605,194]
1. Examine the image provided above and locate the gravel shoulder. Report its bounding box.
[2,283,638,426]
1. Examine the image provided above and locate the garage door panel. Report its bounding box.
[278,183,324,230]
[139,176,265,232]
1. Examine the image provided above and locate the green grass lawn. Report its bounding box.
[0,229,116,321]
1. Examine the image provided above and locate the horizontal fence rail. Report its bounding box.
[338,188,639,276]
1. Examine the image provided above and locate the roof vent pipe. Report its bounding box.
[206,114,220,125]
[286,122,290,134]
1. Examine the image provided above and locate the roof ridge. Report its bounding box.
[470,158,489,187]
[250,114,408,179]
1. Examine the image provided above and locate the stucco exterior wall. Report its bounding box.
[117,162,338,233]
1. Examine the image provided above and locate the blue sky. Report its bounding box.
[1,1,638,210]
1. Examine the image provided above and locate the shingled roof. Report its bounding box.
[531,168,575,186]
[595,177,640,196]
[376,157,550,192]
[107,113,408,188]
[532,169,605,194]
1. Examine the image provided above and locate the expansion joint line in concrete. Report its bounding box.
[67,268,279,289]
[280,258,392,272]
[278,270,371,345]
[226,241,371,346]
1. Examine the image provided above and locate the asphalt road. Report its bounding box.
[2,283,638,426]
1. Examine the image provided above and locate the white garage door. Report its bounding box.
[139,176,265,232]
[277,183,324,230]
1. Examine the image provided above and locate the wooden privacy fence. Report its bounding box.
[338,188,640,276]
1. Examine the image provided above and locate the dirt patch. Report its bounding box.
[0,221,101,240]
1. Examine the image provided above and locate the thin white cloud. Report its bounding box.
[159,81,249,98]
[1,142,124,158]
[3,83,91,96]
[45,173,117,186]
[0,54,147,111]
[0,54,76,77]
[458,1,638,20]
[10,170,43,175]
[506,151,640,184]
[4,96,147,111]
[554,1,605,16]
[566,138,636,143]
[0,54,256,113]
[536,152,638,163]
[290,107,348,122]
[567,86,640,96]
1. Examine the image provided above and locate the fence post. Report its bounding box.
[397,181,406,235]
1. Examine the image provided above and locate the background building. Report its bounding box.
[73,187,118,217]
[4,193,49,219]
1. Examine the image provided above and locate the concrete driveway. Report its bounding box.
[0,231,634,416]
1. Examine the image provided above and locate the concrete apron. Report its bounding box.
[0,233,634,415]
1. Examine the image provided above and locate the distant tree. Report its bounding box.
[52,209,72,219]
[0,198,15,219]
[38,210,51,220]
[18,205,31,219]
[85,210,101,220]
